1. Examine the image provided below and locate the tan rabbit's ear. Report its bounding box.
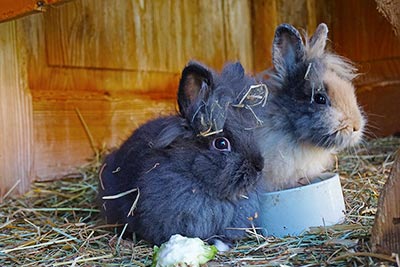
[177,61,213,118]
[308,23,329,58]
[272,24,305,77]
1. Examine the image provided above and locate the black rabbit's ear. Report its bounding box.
[309,23,328,57]
[178,62,213,117]
[221,61,245,79]
[272,24,305,76]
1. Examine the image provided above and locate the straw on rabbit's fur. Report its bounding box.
[252,23,366,191]
[98,61,266,248]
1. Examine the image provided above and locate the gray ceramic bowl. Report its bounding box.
[258,173,346,237]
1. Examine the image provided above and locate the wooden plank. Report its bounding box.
[0,0,68,23]
[371,149,400,255]
[356,83,400,137]
[223,0,253,71]
[32,90,176,179]
[331,0,400,62]
[329,0,400,137]
[44,0,227,72]
[250,0,278,72]
[276,0,309,29]
[0,20,33,200]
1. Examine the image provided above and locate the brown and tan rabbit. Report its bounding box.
[252,23,366,191]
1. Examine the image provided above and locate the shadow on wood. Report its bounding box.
[371,148,400,255]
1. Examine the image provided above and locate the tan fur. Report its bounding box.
[259,69,366,190]
[323,54,359,81]
[259,69,366,191]
[324,70,365,150]
[259,23,365,191]
[259,131,334,191]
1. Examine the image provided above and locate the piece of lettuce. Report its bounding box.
[152,234,218,267]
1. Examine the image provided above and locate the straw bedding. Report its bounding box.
[1,137,399,266]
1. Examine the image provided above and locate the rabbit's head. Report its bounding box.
[266,23,365,152]
[155,61,265,199]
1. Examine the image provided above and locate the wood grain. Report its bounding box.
[17,0,255,181]
[250,0,278,72]
[331,0,400,62]
[0,20,33,200]
[222,0,253,70]
[44,0,231,72]
[330,0,400,137]
[0,0,68,22]
[32,90,176,179]
[371,149,400,255]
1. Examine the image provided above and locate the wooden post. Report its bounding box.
[0,20,34,200]
[371,148,400,255]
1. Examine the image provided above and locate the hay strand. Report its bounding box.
[0,136,399,266]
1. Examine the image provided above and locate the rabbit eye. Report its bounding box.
[212,137,231,151]
[314,93,326,104]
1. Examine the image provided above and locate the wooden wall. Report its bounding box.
[330,0,400,137]
[0,0,399,197]
[0,21,33,199]
[23,0,255,180]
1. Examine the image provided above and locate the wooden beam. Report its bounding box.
[371,148,400,255]
[0,20,34,200]
[0,0,69,23]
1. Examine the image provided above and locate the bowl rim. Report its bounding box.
[260,172,340,196]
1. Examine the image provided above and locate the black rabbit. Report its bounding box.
[98,61,265,248]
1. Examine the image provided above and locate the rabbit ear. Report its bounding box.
[272,24,305,76]
[309,23,329,57]
[221,61,245,80]
[178,61,213,117]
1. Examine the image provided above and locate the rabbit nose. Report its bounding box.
[352,120,361,132]
[351,112,364,132]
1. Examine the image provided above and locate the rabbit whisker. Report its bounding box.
[364,123,380,131]
[363,129,378,140]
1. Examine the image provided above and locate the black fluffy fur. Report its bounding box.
[98,62,265,246]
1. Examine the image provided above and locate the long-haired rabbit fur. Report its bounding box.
[98,61,265,247]
[251,23,366,191]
